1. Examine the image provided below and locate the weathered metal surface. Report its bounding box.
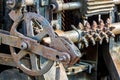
[1,30,74,76]
[0,53,69,80]
[50,2,81,11]
[3,8,81,76]
[110,43,120,76]
[0,53,15,67]
[1,0,120,79]
[43,19,114,46]
[0,30,69,62]
[111,23,120,35]
[44,63,68,80]
[103,39,120,80]
[0,53,31,67]
[66,64,87,75]
[50,37,81,66]
[56,30,82,43]
[79,0,115,17]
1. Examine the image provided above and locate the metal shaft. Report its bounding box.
[43,22,119,45]
[43,30,82,44]
[50,2,81,11]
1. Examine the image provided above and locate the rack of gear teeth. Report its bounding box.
[0,0,120,80]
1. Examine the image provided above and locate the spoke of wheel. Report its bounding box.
[26,20,34,37]
[17,50,27,61]
[32,19,43,29]
[30,54,39,70]
[39,56,47,68]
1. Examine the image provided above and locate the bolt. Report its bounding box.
[20,42,28,50]
[59,56,67,62]
[50,4,56,10]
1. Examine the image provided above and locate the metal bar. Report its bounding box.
[51,2,81,11]
[61,2,81,10]
[0,53,30,67]
[85,12,110,17]
[0,53,15,67]
[64,30,82,43]
[0,30,69,62]
[103,41,120,80]
[87,1,114,6]
[87,8,114,14]
[87,4,114,10]
[43,30,82,44]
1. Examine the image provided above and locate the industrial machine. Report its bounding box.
[0,0,120,80]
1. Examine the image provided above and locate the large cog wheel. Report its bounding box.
[10,12,55,76]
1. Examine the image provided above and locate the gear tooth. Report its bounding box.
[92,21,97,27]
[85,21,91,29]
[105,18,111,27]
[98,19,105,30]
[92,21,97,30]
[78,22,84,30]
